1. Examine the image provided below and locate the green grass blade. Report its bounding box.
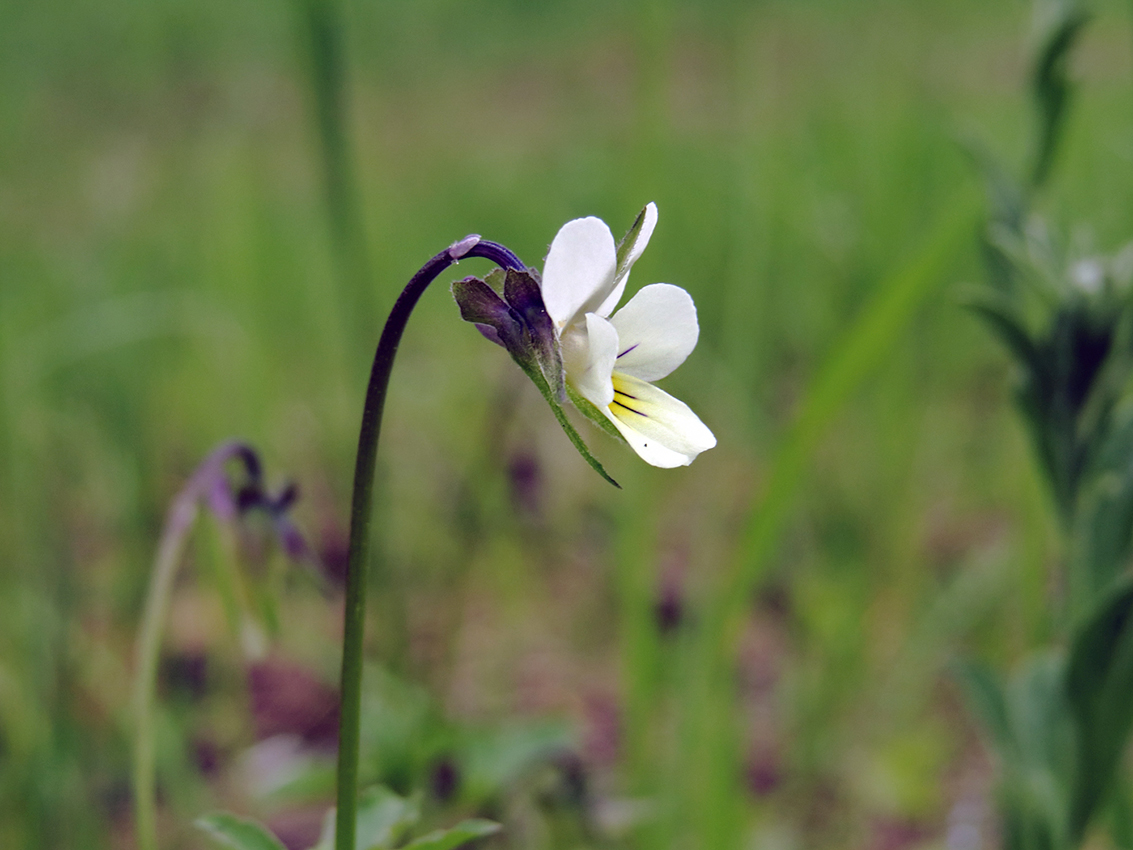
[730,188,980,610]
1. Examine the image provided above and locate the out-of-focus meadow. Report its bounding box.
[4,0,1133,847]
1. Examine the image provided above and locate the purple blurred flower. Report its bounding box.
[172,441,314,567]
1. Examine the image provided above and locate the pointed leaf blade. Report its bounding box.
[307,786,420,850]
[355,785,420,850]
[954,659,1014,760]
[1030,1,1089,187]
[1065,577,1133,840]
[399,820,501,850]
[963,294,1044,380]
[195,812,287,850]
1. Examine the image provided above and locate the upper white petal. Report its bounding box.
[567,313,619,409]
[603,373,716,467]
[595,202,659,319]
[541,216,617,330]
[608,283,699,382]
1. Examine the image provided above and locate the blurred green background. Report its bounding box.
[3,0,1133,847]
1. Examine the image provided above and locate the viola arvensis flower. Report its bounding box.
[453,203,715,479]
[542,203,715,467]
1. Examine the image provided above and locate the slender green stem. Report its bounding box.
[133,442,260,850]
[133,496,197,850]
[334,236,522,850]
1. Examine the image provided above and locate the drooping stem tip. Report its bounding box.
[334,238,522,850]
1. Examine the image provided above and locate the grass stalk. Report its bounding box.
[677,189,981,847]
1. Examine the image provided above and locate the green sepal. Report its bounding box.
[566,383,625,443]
[453,269,565,402]
[517,358,620,488]
[455,269,620,489]
[502,267,565,402]
[195,812,287,850]
[400,820,501,850]
[615,204,651,283]
[482,266,505,292]
[454,263,620,486]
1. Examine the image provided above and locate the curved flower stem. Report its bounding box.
[133,498,197,850]
[334,236,523,850]
[133,442,260,850]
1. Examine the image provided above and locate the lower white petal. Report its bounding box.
[602,372,716,467]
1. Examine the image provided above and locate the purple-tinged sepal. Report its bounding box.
[453,267,618,487]
[453,267,566,402]
[503,268,566,402]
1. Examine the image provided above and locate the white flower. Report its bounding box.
[540,203,716,468]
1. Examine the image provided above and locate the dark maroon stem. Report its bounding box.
[334,235,522,850]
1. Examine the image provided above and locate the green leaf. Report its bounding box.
[961,135,1026,237]
[956,654,1075,850]
[356,786,420,850]
[954,660,1013,760]
[1065,577,1133,841]
[1108,773,1133,850]
[458,719,574,804]
[1007,654,1075,850]
[400,820,501,850]
[964,293,1044,383]
[1074,471,1133,608]
[309,786,420,850]
[1006,652,1074,785]
[358,665,445,797]
[195,812,287,850]
[1030,0,1089,188]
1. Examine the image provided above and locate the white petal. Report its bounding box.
[541,216,617,330]
[609,283,699,382]
[595,202,658,318]
[566,313,619,409]
[603,373,716,467]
